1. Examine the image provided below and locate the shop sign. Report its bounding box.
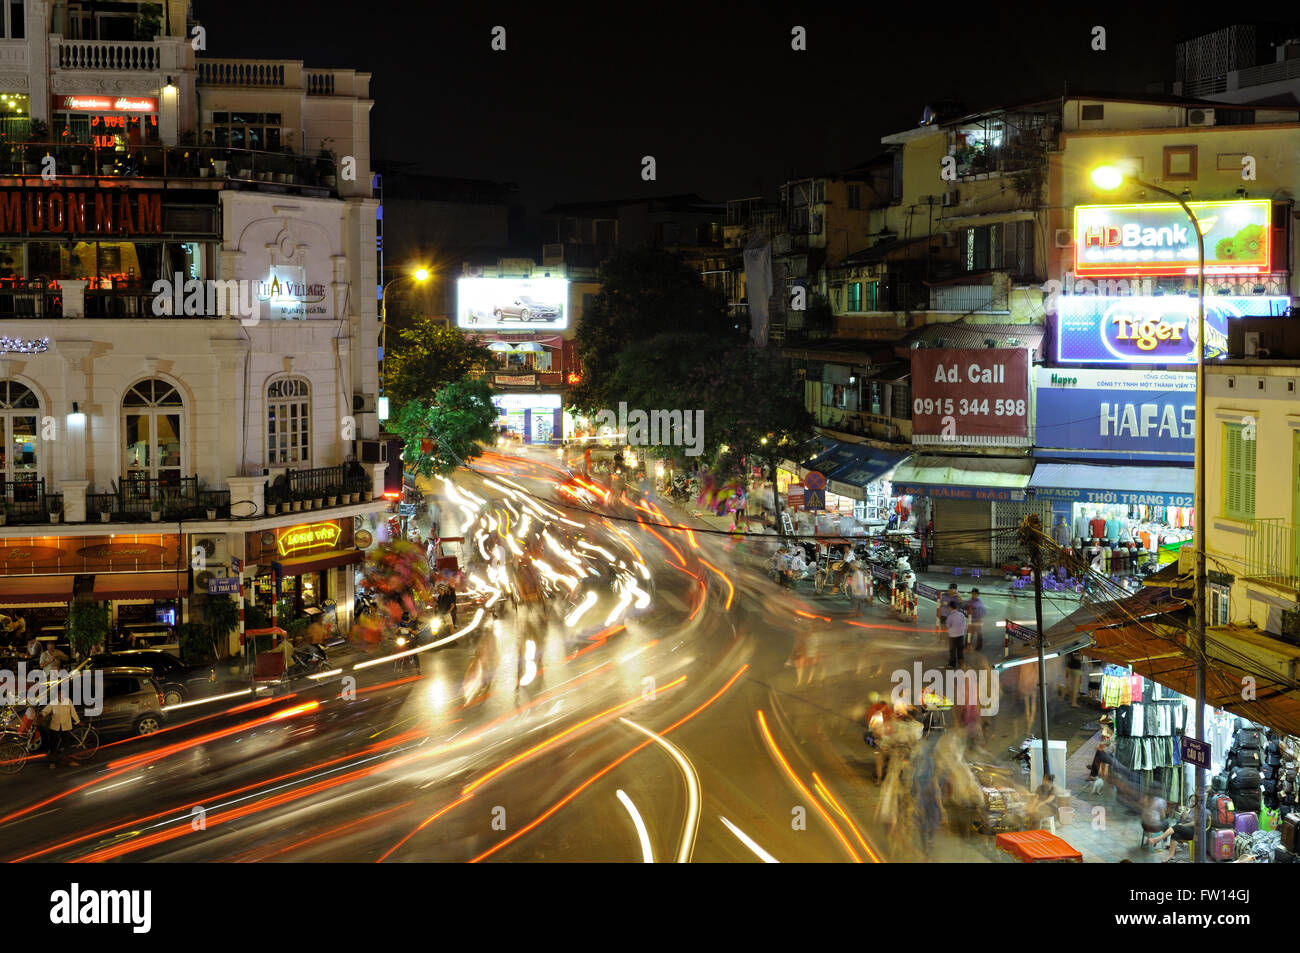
[75,542,168,560]
[1026,485,1193,507]
[1035,368,1195,458]
[0,187,163,237]
[276,521,341,557]
[1074,200,1272,277]
[1054,295,1289,364]
[909,348,1030,446]
[891,484,1023,501]
[494,374,536,386]
[258,266,327,319]
[1180,735,1211,769]
[354,529,373,549]
[54,95,157,113]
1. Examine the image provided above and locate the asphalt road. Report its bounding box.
[0,449,1075,863]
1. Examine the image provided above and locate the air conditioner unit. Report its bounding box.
[1188,108,1215,127]
[542,243,564,265]
[1054,228,1072,249]
[194,536,229,565]
[353,393,376,415]
[941,190,960,207]
[357,439,386,464]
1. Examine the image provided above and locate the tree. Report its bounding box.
[385,316,494,413]
[571,247,744,412]
[67,601,110,660]
[391,376,499,479]
[203,594,240,658]
[698,345,813,535]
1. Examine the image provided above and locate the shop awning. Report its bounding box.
[803,441,909,500]
[1028,463,1193,507]
[0,575,75,606]
[780,435,836,474]
[890,455,1034,500]
[272,549,364,577]
[93,571,189,600]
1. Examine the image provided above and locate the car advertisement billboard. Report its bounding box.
[1073,200,1272,277]
[458,277,569,330]
[909,348,1030,446]
[1054,294,1289,364]
[1035,367,1195,459]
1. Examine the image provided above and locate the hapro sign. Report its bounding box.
[458,277,569,330]
[1055,294,1290,364]
[1035,367,1195,459]
[1074,200,1272,276]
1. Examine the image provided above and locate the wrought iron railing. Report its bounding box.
[1243,518,1300,592]
[265,463,370,510]
[0,475,54,523]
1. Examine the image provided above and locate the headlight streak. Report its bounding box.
[160,687,252,713]
[718,816,779,863]
[518,640,538,687]
[697,558,734,611]
[576,541,616,561]
[637,516,685,567]
[811,771,876,861]
[619,718,699,863]
[603,587,633,627]
[563,590,598,629]
[754,709,863,863]
[353,608,484,670]
[466,665,747,863]
[616,789,654,863]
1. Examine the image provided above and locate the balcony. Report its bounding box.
[52,38,162,72]
[263,464,370,515]
[1,142,339,194]
[84,476,231,523]
[0,477,63,525]
[197,59,361,96]
[1243,518,1300,592]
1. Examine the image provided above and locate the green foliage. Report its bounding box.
[392,377,499,478]
[386,317,494,414]
[203,594,240,650]
[178,621,213,665]
[244,603,271,630]
[67,601,110,659]
[571,248,744,413]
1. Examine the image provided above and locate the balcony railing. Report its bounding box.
[0,142,338,191]
[930,284,998,313]
[86,481,230,522]
[1243,518,1300,592]
[54,38,161,71]
[264,463,369,511]
[197,59,286,87]
[0,476,59,524]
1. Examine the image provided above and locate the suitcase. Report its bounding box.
[1232,790,1262,812]
[1264,764,1276,779]
[1232,749,1262,770]
[1209,794,1235,829]
[1234,811,1259,834]
[1275,846,1296,864]
[1283,813,1300,852]
[1211,773,1228,794]
[1212,829,1235,861]
[1235,728,1263,750]
[1264,779,1278,795]
[1231,767,1262,787]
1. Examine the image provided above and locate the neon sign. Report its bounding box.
[1073,200,1272,277]
[276,521,341,556]
[54,95,158,113]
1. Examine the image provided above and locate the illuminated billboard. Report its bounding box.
[1073,200,1272,277]
[457,277,569,330]
[1054,294,1289,364]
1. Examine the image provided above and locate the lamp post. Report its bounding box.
[1090,165,1206,863]
[379,267,430,397]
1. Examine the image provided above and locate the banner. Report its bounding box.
[914,582,940,602]
[871,564,894,583]
[1005,620,1037,643]
[910,348,1029,446]
[1054,295,1289,364]
[1035,367,1195,458]
[1074,200,1272,277]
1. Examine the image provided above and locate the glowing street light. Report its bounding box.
[380,266,431,396]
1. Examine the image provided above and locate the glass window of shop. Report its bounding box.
[0,93,29,142]
[54,112,159,148]
[0,380,39,481]
[123,379,183,483]
[207,113,282,151]
[17,241,202,287]
[267,377,310,465]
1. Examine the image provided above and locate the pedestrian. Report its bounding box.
[39,643,68,672]
[848,564,869,617]
[278,632,296,673]
[966,588,985,651]
[937,583,959,633]
[1032,773,1061,826]
[41,694,80,769]
[945,600,967,668]
[1064,651,1084,707]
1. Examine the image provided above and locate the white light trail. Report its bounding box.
[616,789,654,863]
[564,590,598,629]
[719,816,779,863]
[619,718,700,864]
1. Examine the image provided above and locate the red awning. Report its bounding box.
[0,575,75,606]
[93,571,189,600]
[273,549,363,576]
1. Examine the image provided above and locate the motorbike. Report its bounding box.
[285,643,330,679]
[1009,737,1036,774]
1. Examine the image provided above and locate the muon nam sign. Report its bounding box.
[0,187,162,237]
[1074,200,1272,277]
[1054,294,1290,364]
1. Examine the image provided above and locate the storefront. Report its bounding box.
[245,519,362,626]
[492,392,570,445]
[52,94,161,157]
[795,440,908,535]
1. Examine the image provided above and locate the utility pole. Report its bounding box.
[1022,509,1052,783]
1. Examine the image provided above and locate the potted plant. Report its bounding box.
[150,498,163,522]
[326,485,340,506]
[291,490,303,513]
[264,487,279,516]
[312,490,324,509]
[206,503,218,520]
[67,601,111,662]
[49,502,61,524]
[24,120,49,174]
[0,501,8,526]
[317,139,338,188]
[99,500,112,523]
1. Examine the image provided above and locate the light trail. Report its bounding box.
[616,790,654,863]
[620,718,700,863]
[719,816,779,863]
[698,558,734,610]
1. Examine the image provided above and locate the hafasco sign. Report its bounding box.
[54,95,157,113]
[276,521,341,557]
[0,188,162,237]
[1055,294,1290,364]
[1035,367,1195,457]
[1074,200,1272,277]
[909,348,1030,446]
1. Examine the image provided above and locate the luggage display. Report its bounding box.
[1234,811,1259,834]
[1211,829,1235,861]
[1264,779,1278,795]
[1232,791,1262,813]
[1229,749,1262,770]
[1235,728,1263,750]
[1231,767,1262,788]
[1274,846,1296,864]
[1209,794,1235,829]
[1283,813,1300,852]
[1211,773,1228,794]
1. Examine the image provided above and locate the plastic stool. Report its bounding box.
[951,567,963,577]
[970,568,980,579]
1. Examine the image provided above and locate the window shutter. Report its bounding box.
[1242,427,1256,517]
[1224,424,1242,518]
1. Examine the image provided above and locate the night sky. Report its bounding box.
[198,5,1277,209]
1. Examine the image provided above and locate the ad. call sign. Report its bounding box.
[909,348,1030,446]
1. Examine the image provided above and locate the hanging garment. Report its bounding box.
[1090,517,1108,540]
[1129,704,1144,737]
[1102,675,1124,709]
[1105,516,1122,541]
[1074,513,1091,540]
[1130,674,1144,702]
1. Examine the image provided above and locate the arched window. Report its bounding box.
[122,379,183,484]
[0,381,39,482]
[267,378,310,465]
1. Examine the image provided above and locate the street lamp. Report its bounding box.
[379,267,431,397]
[1091,164,1207,863]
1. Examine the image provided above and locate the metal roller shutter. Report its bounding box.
[992,499,1054,566]
[934,499,992,567]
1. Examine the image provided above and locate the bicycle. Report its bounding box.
[0,720,98,774]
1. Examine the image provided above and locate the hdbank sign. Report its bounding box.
[1035,367,1194,459]
[1074,200,1272,277]
[1054,294,1289,364]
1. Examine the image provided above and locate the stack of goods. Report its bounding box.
[976,786,1028,834]
[1225,726,1264,814]
[1280,812,1300,863]
[1263,736,1296,813]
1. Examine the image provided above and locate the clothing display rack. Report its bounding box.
[1102,664,1188,804]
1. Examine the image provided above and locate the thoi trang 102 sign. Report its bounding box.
[1074,200,1272,277]
[1054,294,1289,364]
